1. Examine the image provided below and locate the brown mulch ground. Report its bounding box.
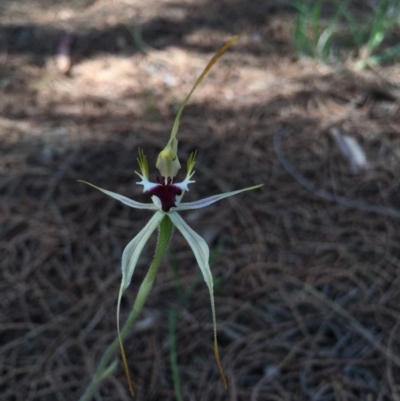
[2,1,400,400]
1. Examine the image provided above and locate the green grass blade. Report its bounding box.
[169,309,184,401]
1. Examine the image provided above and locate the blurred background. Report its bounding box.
[1,0,400,400]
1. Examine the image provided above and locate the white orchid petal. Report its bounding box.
[168,211,227,388]
[175,177,195,192]
[121,211,165,291]
[135,172,159,193]
[176,184,263,210]
[78,180,157,210]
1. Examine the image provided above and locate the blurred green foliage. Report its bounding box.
[293,0,400,67]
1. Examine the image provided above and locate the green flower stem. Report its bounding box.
[79,215,174,401]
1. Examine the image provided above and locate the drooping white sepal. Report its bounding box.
[121,211,165,291]
[168,212,212,287]
[168,211,225,386]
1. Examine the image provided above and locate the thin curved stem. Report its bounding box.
[79,215,174,401]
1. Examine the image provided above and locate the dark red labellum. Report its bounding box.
[147,177,182,212]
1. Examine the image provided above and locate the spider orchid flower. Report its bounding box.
[79,36,262,396]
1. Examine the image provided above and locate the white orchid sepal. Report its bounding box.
[176,184,262,210]
[120,212,165,291]
[77,180,157,210]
